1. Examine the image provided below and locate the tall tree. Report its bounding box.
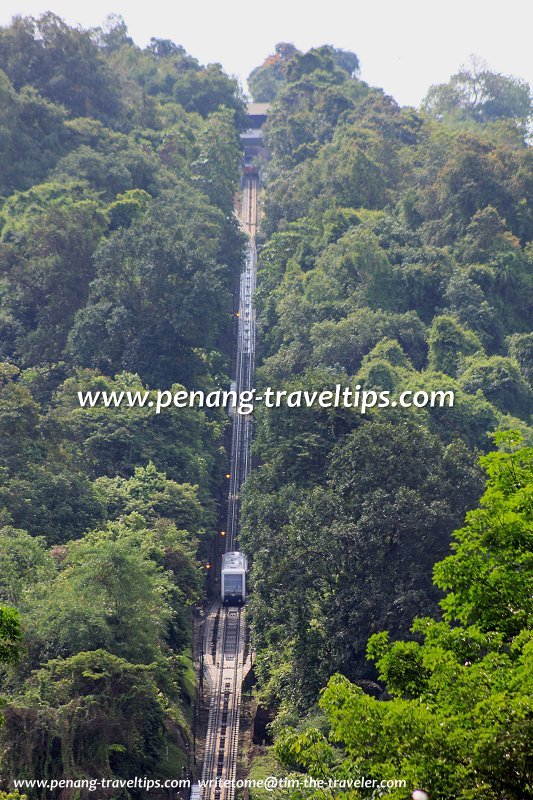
[423,58,531,127]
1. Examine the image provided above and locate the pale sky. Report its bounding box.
[0,0,532,107]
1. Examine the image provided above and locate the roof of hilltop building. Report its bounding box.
[247,102,271,116]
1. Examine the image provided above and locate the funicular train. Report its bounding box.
[220,551,248,605]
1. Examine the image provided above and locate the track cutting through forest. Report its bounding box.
[199,172,258,800]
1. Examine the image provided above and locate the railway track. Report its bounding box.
[200,606,245,800]
[199,173,258,800]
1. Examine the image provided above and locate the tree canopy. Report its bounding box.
[423,58,532,129]
[0,14,531,796]
[0,12,243,789]
[270,435,532,800]
[241,41,531,800]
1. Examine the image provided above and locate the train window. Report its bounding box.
[223,575,243,594]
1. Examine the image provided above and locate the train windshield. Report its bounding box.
[224,575,243,595]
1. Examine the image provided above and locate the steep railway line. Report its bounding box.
[199,171,259,800]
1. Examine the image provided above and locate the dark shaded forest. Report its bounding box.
[0,15,531,800]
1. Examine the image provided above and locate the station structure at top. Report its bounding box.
[241,102,270,174]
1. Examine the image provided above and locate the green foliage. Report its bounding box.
[0,526,53,606]
[0,13,123,122]
[1,650,170,783]
[423,59,531,128]
[417,133,531,243]
[309,309,427,374]
[434,432,532,637]
[248,43,300,102]
[263,136,386,229]
[94,461,204,533]
[0,605,21,665]
[427,315,483,375]
[174,63,245,120]
[245,44,531,738]
[242,417,483,706]
[105,33,245,123]
[248,43,359,103]
[1,17,531,791]
[0,366,104,543]
[457,205,520,263]
[193,108,242,210]
[107,188,152,230]
[0,465,104,545]
[25,520,173,663]
[66,191,242,387]
[0,15,244,781]
[401,371,500,449]
[458,354,531,417]
[0,180,97,240]
[0,198,108,364]
[51,142,161,200]
[271,439,532,800]
[361,337,411,369]
[48,371,223,504]
[507,332,533,385]
[0,70,69,195]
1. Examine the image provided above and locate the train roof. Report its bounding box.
[221,551,247,571]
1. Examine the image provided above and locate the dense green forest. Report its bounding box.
[241,45,532,800]
[0,12,244,790]
[0,14,531,800]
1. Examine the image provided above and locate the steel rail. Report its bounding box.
[199,172,258,800]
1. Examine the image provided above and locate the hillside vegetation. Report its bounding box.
[0,13,244,790]
[241,45,532,800]
[0,17,530,800]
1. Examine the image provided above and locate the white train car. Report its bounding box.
[221,551,248,605]
[190,784,202,800]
